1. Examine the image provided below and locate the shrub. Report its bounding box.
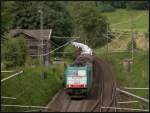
[3,36,27,68]
[62,45,76,60]
[25,56,40,67]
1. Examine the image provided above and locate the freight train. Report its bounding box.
[64,60,93,98]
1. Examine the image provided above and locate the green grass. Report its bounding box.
[102,9,149,32]
[95,50,149,109]
[1,64,64,112]
[1,67,24,79]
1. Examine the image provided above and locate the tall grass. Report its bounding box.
[1,64,64,112]
[102,9,148,32]
[95,50,149,109]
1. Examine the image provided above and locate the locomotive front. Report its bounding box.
[64,64,92,98]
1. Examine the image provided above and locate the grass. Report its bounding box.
[95,50,149,109]
[1,64,64,112]
[1,67,24,79]
[102,9,149,32]
[94,9,149,107]
[94,33,131,52]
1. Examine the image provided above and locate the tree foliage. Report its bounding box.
[76,6,110,47]
[110,1,127,8]
[2,37,27,68]
[92,1,148,10]
[126,1,148,10]
[11,1,74,46]
[62,45,76,60]
[1,1,14,41]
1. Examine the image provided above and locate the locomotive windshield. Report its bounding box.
[78,70,86,76]
[68,69,86,77]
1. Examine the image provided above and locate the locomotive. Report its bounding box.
[64,58,93,98]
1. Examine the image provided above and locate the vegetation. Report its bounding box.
[2,36,27,68]
[102,9,149,32]
[1,65,64,112]
[95,51,149,109]
[1,1,14,40]
[96,1,148,10]
[126,1,148,10]
[2,1,74,47]
[62,45,76,60]
[66,3,112,48]
[76,6,110,47]
[1,1,149,112]
[94,22,148,109]
[98,3,116,12]
[127,39,137,52]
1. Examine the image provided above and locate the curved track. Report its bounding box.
[43,55,119,112]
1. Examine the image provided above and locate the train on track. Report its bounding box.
[64,61,93,98]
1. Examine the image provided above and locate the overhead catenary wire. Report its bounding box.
[1,104,49,109]
[116,88,149,102]
[110,13,147,27]
[1,70,15,73]
[50,36,80,39]
[23,109,41,112]
[54,50,128,54]
[101,106,149,112]
[1,96,16,100]
[31,39,76,57]
[117,101,139,104]
[124,87,149,90]
[1,71,23,82]
[50,40,60,47]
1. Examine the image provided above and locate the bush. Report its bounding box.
[62,45,76,60]
[2,36,27,68]
[25,56,40,66]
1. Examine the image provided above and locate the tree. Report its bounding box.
[1,1,14,41]
[76,6,110,47]
[126,1,148,10]
[2,36,27,68]
[11,1,74,46]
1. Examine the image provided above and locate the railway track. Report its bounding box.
[90,58,118,112]
[43,55,123,112]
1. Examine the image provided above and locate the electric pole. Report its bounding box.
[129,11,134,60]
[38,8,44,78]
[107,24,109,53]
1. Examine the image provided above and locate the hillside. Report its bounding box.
[1,6,149,112]
[95,9,149,52]
[1,65,64,112]
[102,9,149,32]
[95,9,149,110]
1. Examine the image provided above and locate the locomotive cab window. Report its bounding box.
[78,70,86,77]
